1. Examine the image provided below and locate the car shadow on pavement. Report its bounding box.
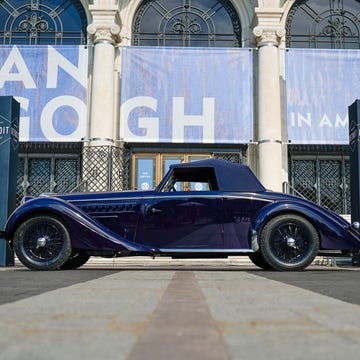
[0,269,121,305]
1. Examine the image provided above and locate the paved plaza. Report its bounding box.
[0,259,359,360]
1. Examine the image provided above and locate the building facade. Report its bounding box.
[0,0,358,215]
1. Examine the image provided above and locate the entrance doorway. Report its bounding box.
[132,153,211,190]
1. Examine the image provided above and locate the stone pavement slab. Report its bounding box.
[0,266,359,360]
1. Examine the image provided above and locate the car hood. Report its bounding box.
[36,190,157,203]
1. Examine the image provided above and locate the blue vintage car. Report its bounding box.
[1,159,360,271]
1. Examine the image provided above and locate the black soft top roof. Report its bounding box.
[168,159,266,192]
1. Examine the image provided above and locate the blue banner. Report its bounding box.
[120,47,253,144]
[0,45,88,142]
[286,49,360,144]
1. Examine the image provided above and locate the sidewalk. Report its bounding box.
[5,254,356,270]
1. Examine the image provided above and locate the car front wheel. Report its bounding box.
[259,214,319,271]
[13,215,72,270]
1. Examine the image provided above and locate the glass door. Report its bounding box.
[134,155,157,191]
[132,153,211,190]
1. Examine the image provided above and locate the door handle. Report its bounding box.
[151,207,162,214]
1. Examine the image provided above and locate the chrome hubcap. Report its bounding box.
[36,237,47,248]
[286,237,296,248]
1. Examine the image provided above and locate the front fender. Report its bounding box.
[4,196,157,253]
[250,201,360,250]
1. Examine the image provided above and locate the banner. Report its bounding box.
[286,49,360,144]
[0,45,88,142]
[120,47,253,144]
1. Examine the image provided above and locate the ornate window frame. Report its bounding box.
[132,0,242,47]
[285,0,360,48]
[0,0,88,44]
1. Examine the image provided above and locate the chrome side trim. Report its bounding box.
[158,248,253,253]
[222,195,273,203]
[71,198,144,203]
[70,193,272,204]
[93,215,118,219]
[70,194,221,203]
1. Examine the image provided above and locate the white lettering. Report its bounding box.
[290,112,296,127]
[0,46,36,89]
[335,114,348,128]
[172,97,215,143]
[40,96,86,140]
[120,96,159,142]
[291,112,350,129]
[14,96,30,141]
[297,113,311,127]
[319,114,333,127]
[47,46,87,88]
[0,126,9,135]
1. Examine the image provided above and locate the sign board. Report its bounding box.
[120,47,254,144]
[0,45,88,142]
[349,100,360,224]
[286,49,360,144]
[0,96,19,266]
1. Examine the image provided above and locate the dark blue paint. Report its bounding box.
[2,159,360,261]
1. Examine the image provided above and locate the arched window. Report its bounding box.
[0,0,87,44]
[286,0,360,49]
[132,0,241,47]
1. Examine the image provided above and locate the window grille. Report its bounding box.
[82,146,131,192]
[133,0,241,47]
[213,151,246,164]
[17,154,81,206]
[0,0,87,44]
[286,0,360,49]
[290,155,350,214]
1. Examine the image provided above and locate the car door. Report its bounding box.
[136,191,223,249]
[222,193,271,249]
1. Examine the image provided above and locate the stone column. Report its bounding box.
[87,6,120,146]
[253,8,285,192]
[84,5,121,191]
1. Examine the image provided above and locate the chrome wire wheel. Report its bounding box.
[23,222,64,262]
[260,214,319,271]
[14,216,72,270]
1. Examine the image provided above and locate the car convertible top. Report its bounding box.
[157,158,266,193]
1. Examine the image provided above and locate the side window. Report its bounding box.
[160,168,218,192]
[164,180,211,192]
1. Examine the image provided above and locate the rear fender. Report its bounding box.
[4,197,157,253]
[250,201,360,251]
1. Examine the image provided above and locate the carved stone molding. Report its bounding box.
[253,6,285,47]
[253,26,285,47]
[87,23,121,44]
[87,4,121,45]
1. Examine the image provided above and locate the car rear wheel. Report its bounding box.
[60,251,90,270]
[259,214,319,271]
[13,215,72,270]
